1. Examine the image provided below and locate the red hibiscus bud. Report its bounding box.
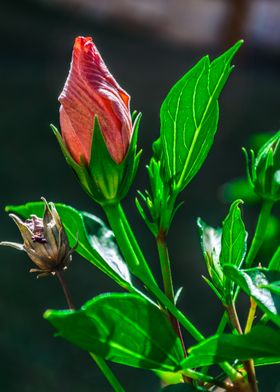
[53,36,141,204]
[59,36,133,165]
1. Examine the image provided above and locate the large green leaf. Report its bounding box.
[160,41,242,191]
[220,200,247,268]
[6,202,132,289]
[44,293,184,371]
[181,326,280,368]
[224,265,280,327]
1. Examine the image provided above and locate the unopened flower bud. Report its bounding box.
[52,36,141,204]
[244,131,280,202]
[1,199,76,277]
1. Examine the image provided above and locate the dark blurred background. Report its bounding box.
[1,0,280,391]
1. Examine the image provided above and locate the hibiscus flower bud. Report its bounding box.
[244,131,280,202]
[52,36,141,204]
[1,199,76,277]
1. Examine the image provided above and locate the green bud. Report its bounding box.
[244,131,280,202]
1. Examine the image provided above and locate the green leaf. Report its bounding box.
[224,265,280,327]
[6,202,132,290]
[269,245,280,270]
[160,41,242,191]
[220,200,247,268]
[44,293,184,371]
[182,326,280,368]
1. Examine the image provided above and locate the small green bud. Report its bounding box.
[244,131,280,202]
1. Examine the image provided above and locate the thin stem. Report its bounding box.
[103,202,240,382]
[55,270,124,392]
[226,303,242,334]
[89,353,125,392]
[226,303,258,392]
[156,228,189,383]
[245,298,257,334]
[56,270,75,310]
[245,200,274,267]
[156,230,175,301]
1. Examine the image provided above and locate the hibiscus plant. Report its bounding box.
[2,36,280,391]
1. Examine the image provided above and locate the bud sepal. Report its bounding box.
[244,130,280,203]
[52,113,141,205]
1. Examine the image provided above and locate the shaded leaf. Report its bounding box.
[182,326,280,368]
[160,41,242,191]
[6,202,132,289]
[224,265,280,327]
[44,293,184,371]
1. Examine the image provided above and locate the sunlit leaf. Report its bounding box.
[182,326,280,368]
[224,265,280,327]
[44,293,184,371]
[160,41,242,191]
[6,202,132,289]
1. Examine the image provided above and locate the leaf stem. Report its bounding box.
[156,228,189,382]
[156,229,175,302]
[245,200,274,267]
[245,298,257,334]
[55,270,124,392]
[226,302,258,392]
[56,270,75,310]
[89,353,125,392]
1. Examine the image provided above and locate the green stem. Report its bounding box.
[89,353,125,392]
[103,202,240,381]
[245,200,274,267]
[226,303,259,392]
[245,298,257,334]
[103,202,204,342]
[156,230,175,302]
[104,202,157,286]
[156,229,187,361]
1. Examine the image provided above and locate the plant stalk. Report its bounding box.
[226,302,258,392]
[156,228,189,383]
[56,270,75,310]
[89,353,125,392]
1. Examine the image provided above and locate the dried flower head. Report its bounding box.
[1,199,76,277]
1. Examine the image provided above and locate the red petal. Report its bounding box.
[59,36,132,164]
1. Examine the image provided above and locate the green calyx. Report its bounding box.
[244,130,280,203]
[51,113,142,205]
[136,139,181,237]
